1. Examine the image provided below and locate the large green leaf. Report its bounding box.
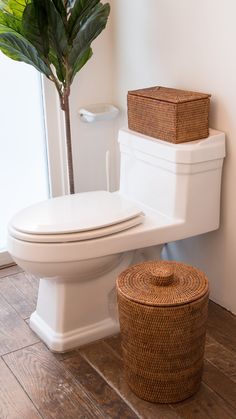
[7,0,28,18]
[68,3,109,68]
[46,0,68,57]
[69,45,92,83]
[50,0,66,22]
[0,9,23,33]
[23,1,49,57]
[0,26,51,76]
[68,0,99,41]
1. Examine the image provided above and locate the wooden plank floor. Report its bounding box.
[0,265,236,418]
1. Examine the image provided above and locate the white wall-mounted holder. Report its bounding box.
[79,103,119,123]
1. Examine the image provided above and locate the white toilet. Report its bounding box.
[7,128,226,352]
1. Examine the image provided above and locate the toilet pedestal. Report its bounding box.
[30,246,163,352]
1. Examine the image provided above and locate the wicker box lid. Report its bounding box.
[128,86,211,103]
[117,260,209,307]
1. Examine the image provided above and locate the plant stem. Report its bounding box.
[63,90,75,194]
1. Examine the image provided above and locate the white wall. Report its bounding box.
[111,0,236,314]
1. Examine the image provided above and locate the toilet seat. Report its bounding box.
[9,191,144,243]
[9,215,144,243]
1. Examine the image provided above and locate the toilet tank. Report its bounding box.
[118,129,225,232]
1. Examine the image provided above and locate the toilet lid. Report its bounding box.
[10,191,144,239]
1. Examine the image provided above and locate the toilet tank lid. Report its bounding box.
[118,128,226,164]
[9,191,143,235]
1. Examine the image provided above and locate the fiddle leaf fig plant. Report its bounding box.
[0,0,110,193]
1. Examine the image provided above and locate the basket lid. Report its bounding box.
[117,261,209,307]
[128,86,211,104]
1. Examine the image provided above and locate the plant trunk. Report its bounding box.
[63,91,75,194]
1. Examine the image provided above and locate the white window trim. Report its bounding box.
[42,76,70,198]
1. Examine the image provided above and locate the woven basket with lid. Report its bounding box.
[117,260,209,403]
[127,86,211,143]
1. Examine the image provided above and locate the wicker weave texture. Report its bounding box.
[129,86,210,103]
[117,261,209,403]
[117,261,209,306]
[127,90,210,143]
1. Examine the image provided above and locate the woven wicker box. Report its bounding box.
[117,260,209,403]
[127,86,211,143]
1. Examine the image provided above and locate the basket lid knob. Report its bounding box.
[150,266,174,286]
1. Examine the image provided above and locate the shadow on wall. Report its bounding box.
[162,229,235,315]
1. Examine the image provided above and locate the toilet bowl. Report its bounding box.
[7,128,226,352]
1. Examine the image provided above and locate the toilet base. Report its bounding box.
[30,311,120,352]
[29,245,163,352]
